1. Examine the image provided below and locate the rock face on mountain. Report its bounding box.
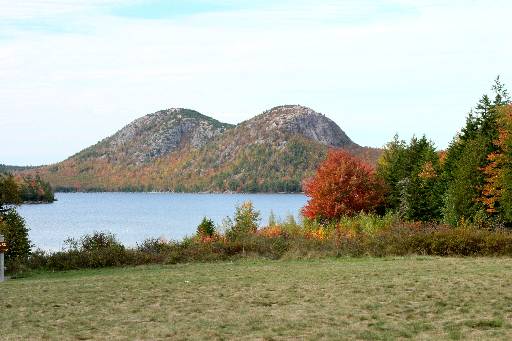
[73,108,232,164]
[25,105,382,192]
[241,105,354,147]
[209,105,358,165]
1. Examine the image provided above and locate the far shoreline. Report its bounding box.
[51,191,306,195]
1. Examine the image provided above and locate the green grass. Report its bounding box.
[2,257,512,340]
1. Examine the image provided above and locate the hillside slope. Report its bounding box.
[26,105,381,192]
[71,108,233,165]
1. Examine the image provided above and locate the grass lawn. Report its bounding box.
[1,257,512,340]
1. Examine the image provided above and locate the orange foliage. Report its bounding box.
[198,235,217,243]
[481,105,512,213]
[418,161,437,180]
[257,226,283,238]
[304,228,328,240]
[302,149,385,220]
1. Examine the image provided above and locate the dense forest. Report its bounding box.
[381,77,512,226]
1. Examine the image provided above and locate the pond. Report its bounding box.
[18,192,308,250]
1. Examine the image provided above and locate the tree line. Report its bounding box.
[304,77,512,227]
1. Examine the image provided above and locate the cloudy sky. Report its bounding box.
[1,0,511,165]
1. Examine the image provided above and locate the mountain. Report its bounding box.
[23,105,382,192]
[71,108,233,165]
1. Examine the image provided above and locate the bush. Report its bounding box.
[137,237,172,254]
[14,204,512,274]
[69,231,124,252]
[19,223,512,273]
[42,232,129,270]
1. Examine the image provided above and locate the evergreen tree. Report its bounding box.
[443,77,511,225]
[377,136,443,221]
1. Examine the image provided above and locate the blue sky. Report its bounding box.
[1,0,511,165]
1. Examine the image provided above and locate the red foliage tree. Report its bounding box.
[302,149,385,220]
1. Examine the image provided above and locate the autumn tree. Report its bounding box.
[302,149,385,221]
[481,104,512,223]
[443,77,511,225]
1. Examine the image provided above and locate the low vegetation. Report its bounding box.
[8,205,512,274]
[2,257,512,340]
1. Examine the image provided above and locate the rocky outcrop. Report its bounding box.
[72,108,233,164]
[239,105,355,147]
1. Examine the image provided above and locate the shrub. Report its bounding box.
[302,149,385,221]
[18,223,512,272]
[42,232,129,270]
[137,237,172,254]
[197,217,216,238]
[337,211,398,235]
[61,231,124,253]
[258,225,283,238]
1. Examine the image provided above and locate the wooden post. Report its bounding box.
[0,234,4,282]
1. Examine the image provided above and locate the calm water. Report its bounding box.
[17,192,308,251]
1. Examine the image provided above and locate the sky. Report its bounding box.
[1,0,511,165]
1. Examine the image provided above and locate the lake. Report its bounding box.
[17,192,308,251]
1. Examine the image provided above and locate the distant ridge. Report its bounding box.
[22,105,382,192]
[0,164,38,173]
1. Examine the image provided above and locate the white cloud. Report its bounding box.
[1,0,511,164]
[0,0,125,20]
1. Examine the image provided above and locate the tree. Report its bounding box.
[443,136,488,225]
[302,149,385,221]
[481,105,512,224]
[0,211,31,262]
[377,135,443,221]
[197,217,216,238]
[225,201,261,240]
[0,173,21,213]
[233,201,260,233]
[443,77,511,225]
[0,173,31,270]
[376,135,407,210]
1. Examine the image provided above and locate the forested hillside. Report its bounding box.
[21,105,381,192]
